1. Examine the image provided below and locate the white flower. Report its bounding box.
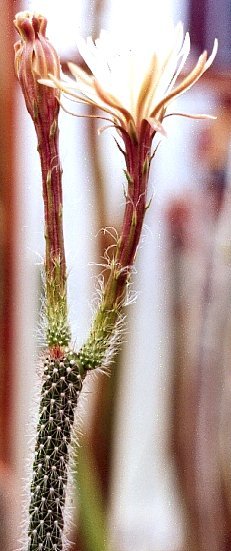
[40,23,217,138]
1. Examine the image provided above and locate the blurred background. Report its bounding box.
[1,0,231,549]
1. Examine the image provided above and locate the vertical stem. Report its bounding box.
[104,124,151,307]
[27,106,81,551]
[14,14,82,550]
[35,119,70,349]
[28,354,82,551]
[36,124,66,300]
[77,121,153,372]
[37,125,66,292]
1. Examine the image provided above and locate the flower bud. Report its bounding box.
[14,11,60,127]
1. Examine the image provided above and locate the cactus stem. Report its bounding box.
[28,353,82,550]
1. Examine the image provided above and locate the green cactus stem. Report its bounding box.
[28,353,82,550]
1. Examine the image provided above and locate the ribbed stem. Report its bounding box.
[103,121,152,307]
[37,125,66,294]
[28,354,82,551]
[36,121,70,348]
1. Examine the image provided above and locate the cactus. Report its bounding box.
[14,11,218,551]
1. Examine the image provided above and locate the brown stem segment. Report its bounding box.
[36,121,66,307]
[103,119,153,308]
[36,118,70,349]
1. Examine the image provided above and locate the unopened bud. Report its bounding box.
[14,11,60,127]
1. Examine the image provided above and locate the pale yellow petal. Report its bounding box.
[204,38,218,71]
[94,79,133,124]
[150,51,208,118]
[67,62,94,87]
